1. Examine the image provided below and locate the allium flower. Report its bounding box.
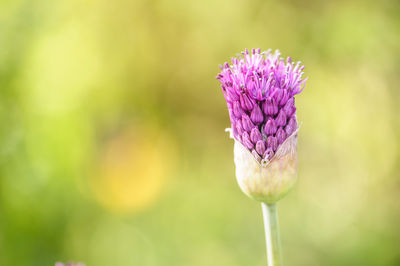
[217,49,307,265]
[217,48,307,265]
[217,48,306,161]
[217,48,307,204]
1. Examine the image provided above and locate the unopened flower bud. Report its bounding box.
[242,131,254,150]
[235,120,244,136]
[263,97,278,116]
[285,116,297,136]
[263,148,274,160]
[267,136,278,151]
[240,93,254,111]
[251,104,264,124]
[242,114,255,132]
[283,98,295,117]
[255,140,266,155]
[279,89,289,106]
[250,127,262,143]
[272,88,283,104]
[264,118,277,135]
[233,101,244,118]
[226,88,239,102]
[276,127,287,145]
[275,109,287,127]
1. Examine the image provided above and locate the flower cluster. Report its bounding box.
[217,49,307,161]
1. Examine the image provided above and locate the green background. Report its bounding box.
[1,0,400,265]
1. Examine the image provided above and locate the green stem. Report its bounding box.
[261,203,282,266]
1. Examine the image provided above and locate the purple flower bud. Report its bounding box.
[279,89,289,106]
[235,120,244,136]
[264,118,277,135]
[272,88,283,104]
[255,140,266,155]
[250,104,264,124]
[285,116,297,136]
[283,98,296,117]
[226,88,239,102]
[267,136,278,151]
[275,109,287,127]
[242,132,254,150]
[240,93,254,111]
[263,97,278,116]
[233,101,244,118]
[241,114,255,132]
[276,127,287,144]
[250,127,262,143]
[263,148,274,160]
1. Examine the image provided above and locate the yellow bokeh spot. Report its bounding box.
[90,124,177,214]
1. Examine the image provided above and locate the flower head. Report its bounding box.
[217,49,307,203]
[217,48,306,162]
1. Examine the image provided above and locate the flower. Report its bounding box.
[217,49,307,203]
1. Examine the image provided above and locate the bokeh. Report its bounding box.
[1,0,400,265]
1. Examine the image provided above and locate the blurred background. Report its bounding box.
[1,0,400,265]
